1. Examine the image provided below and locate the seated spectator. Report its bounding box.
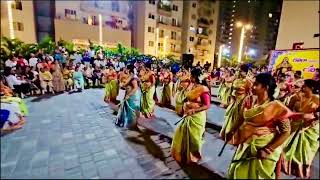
[39,68,54,94]
[22,66,40,95]
[72,66,85,91]
[5,55,17,68]
[83,66,93,88]
[0,102,25,133]
[4,67,31,98]
[52,62,65,93]
[62,65,73,91]
[16,55,28,68]
[0,77,13,97]
[28,53,38,70]
[92,66,102,87]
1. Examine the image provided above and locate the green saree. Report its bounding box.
[171,111,206,163]
[228,100,285,179]
[141,85,155,116]
[1,96,29,116]
[104,79,119,103]
[161,82,173,107]
[175,89,187,116]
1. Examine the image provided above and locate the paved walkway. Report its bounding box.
[1,90,149,179]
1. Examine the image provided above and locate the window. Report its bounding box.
[11,0,22,10]
[170,43,176,52]
[159,30,164,38]
[149,41,154,47]
[148,26,154,33]
[149,0,155,5]
[158,43,164,51]
[159,16,165,24]
[192,3,196,8]
[198,27,203,34]
[111,1,120,12]
[171,31,176,40]
[172,18,177,26]
[13,22,24,31]
[191,14,196,20]
[148,13,155,19]
[209,40,212,45]
[189,36,194,42]
[210,19,214,24]
[172,5,178,11]
[65,9,77,20]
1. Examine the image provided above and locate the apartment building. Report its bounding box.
[215,0,282,61]
[1,0,37,43]
[133,0,184,59]
[1,0,132,48]
[181,0,219,65]
[276,1,319,49]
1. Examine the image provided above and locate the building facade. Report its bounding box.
[276,1,319,49]
[1,0,132,48]
[133,0,184,59]
[215,0,282,62]
[181,0,219,65]
[1,0,37,43]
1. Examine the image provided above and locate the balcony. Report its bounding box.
[196,32,209,39]
[195,42,210,49]
[197,18,210,27]
[157,1,172,16]
[157,21,182,31]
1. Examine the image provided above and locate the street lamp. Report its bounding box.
[236,21,252,63]
[218,44,224,68]
[7,0,15,39]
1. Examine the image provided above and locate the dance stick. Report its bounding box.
[218,141,228,157]
[174,115,186,125]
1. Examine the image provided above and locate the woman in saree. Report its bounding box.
[72,66,85,91]
[52,62,65,93]
[227,73,314,179]
[220,64,252,142]
[282,79,319,178]
[160,66,174,109]
[0,80,28,116]
[171,68,210,164]
[115,64,141,129]
[140,63,156,118]
[104,65,119,104]
[219,69,234,108]
[175,71,191,117]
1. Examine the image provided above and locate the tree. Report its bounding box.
[38,35,56,54]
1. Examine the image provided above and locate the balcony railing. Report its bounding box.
[157,1,172,12]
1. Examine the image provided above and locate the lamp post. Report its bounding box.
[218,44,224,68]
[99,14,102,46]
[7,0,14,39]
[236,21,252,63]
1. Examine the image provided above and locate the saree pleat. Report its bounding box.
[115,89,141,128]
[282,121,319,177]
[161,82,173,107]
[141,85,155,115]
[175,89,187,116]
[171,111,206,163]
[1,97,28,116]
[228,133,282,179]
[104,79,119,102]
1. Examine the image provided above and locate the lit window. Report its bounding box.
[171,31,177,40]
[230,28,233,31]
[229,32,232,35]
[228,41,231,44]
[232,14,234,17]
[230,23,234,26]
[159,30,164,37]
[149,41,154,47]
[229,37,232,40]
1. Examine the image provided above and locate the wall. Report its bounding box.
[276,1,319,49]
[54,19,131,47]
[1,0,37,43]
